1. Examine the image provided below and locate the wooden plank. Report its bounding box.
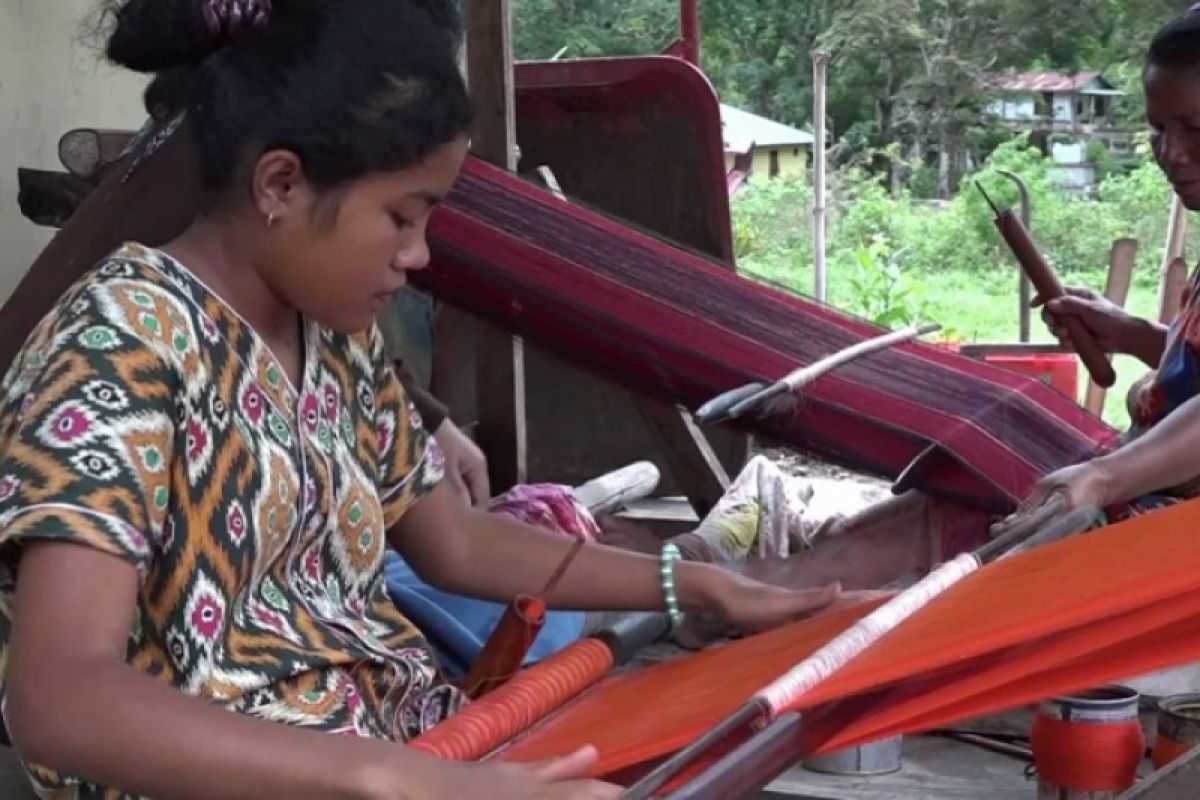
[1084,238,1137,417]
[461,0,527,490]
[1159,257,1189,325]
[1119,741,1200,799]
[1157,195,1188,323]
[635,399,729,517]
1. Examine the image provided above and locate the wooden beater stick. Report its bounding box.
[978,183,1116,388]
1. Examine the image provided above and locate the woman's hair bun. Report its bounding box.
[104,0,233,73]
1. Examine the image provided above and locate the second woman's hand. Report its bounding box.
[989,460,1115,543]
[1037,286,1166,367]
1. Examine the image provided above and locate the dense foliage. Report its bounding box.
[513,0,1195,195]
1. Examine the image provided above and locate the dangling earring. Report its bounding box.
[266,210,276,228]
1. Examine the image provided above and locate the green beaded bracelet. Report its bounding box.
[660,542,685,629]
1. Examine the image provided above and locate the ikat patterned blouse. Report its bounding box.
[0,243,461,798]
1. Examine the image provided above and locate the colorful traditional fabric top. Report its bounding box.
[0,244,459,798]
[1127,264,1200,498]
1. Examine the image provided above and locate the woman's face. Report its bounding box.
[1146,63,1200,210]
[256,136,469,334]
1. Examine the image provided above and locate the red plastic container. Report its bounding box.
[959,344,1080,400]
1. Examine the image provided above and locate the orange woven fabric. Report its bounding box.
[490,499,1200,776]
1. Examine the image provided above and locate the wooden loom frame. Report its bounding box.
[440,1,742,517]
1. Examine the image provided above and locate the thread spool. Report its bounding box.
[1154,693,1200,769]
[461,594,546,699]
[1030,685,1145,799]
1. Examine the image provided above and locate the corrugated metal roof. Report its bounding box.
[721,103,814,152]
[984,71,1114,93]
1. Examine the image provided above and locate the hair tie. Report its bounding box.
[202,0,273,38]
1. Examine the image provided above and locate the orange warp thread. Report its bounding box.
[411,638,614,761]
[1031,716,1144,792]
[1152,734,1196,769]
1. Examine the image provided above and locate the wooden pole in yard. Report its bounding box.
[1084,238,1137,417]
[1158,194,1189,324]
[813,51,829,304]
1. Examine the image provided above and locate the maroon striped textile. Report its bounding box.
[417,158,1118,510]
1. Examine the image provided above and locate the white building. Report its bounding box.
[984,71,1123,133]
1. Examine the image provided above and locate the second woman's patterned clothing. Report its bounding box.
[0,244,461,798]
[1122,263,1200,509]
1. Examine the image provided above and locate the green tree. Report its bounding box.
[513,0,678,60]
[511,0,1194,191]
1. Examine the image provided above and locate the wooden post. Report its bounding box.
[1158,194,1189,324]
[997,170,1033,342]
[1084,238,1137,417]
[462,0,528,492]
[679,0,701,68]
[466,0,517,169]
[812,51,829,304]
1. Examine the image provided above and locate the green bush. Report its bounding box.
[733,138,1185,316]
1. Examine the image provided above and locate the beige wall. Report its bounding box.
[0,0,145,304]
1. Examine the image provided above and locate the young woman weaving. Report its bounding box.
[0,2,842,798]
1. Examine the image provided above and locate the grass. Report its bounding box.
[740,259,1163,431]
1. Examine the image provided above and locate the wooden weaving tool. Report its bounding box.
[977,182,1116,388]
[412,612,669,761]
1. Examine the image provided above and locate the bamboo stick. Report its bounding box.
[725,323,940,420]
[1084,239,1137,416]
[812,51,829,303]
[1157,194,1188,323]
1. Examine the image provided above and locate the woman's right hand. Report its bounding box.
[430,747,622,800]
[1035,286,1137,355]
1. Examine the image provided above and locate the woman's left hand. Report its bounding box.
[708,571,842,633]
